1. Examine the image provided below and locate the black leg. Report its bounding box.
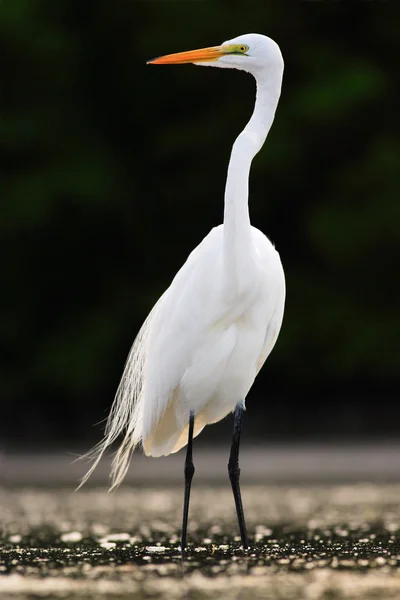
[228,403,249,548]
[181,411,195,552]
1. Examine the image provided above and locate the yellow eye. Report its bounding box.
[223,43,250,56]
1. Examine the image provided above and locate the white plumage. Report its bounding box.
[80,33,286,491]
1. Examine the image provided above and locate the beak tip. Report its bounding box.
[147,56,166,65]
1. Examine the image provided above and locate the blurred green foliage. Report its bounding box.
[1,1,399,446]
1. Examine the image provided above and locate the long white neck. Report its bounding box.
[222,69,282,297]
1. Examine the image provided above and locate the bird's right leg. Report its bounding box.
[228,403,249,548]
[181,411,195,552]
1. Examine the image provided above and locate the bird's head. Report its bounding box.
[147,33,283,76]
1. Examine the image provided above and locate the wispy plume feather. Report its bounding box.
[77,300,161,490]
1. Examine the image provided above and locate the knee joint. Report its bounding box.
[228,462,240,480]
[185,462,195,479]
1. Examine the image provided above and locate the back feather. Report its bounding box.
[77,298,162,491]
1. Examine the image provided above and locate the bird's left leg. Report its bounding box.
[181,411,195,551]
[228,403,249,548]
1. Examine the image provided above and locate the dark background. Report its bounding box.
[2,1,399,452]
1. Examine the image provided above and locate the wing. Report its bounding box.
[141,225,226,440]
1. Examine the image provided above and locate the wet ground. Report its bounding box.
[3,446,400,598]
[3,477,400,599]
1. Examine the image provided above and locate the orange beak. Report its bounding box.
[147,46,225,65]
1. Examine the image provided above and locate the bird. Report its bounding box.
[80,33,286,551]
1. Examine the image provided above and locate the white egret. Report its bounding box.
[81,33,286,550]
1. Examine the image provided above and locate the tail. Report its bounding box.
[77,299,161,491]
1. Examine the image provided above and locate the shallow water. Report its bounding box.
[2,483,400,598]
